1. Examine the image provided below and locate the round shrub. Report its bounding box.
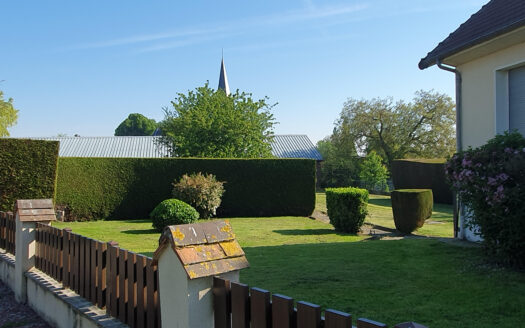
[326,187,369,233]
[172,172,225,219]
[391,189,433,234]
[150,199,199,232]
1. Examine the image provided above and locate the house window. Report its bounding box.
[509,66,525,135]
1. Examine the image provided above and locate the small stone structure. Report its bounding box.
[153,220,249,328]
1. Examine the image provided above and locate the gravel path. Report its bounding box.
[0,280,50,328]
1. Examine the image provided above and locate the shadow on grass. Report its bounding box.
[368,198,392,208]
[121,228,158,235]
[273,229,355,237]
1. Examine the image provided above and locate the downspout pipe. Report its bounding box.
[437,60,463,239]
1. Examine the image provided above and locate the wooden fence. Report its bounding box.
[213,277,390,328]
[35,223,161,328]
[0,211,16,255]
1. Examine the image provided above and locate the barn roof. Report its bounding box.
[26,135,322,160]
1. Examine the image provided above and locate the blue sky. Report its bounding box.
[2,0,487,143]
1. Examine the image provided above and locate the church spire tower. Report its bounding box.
[218,54,230,96]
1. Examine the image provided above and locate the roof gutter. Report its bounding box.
[437,59,463,239]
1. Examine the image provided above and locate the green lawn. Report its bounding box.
[52,196,525,327]
[316,192,454,237]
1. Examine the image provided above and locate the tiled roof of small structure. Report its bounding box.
[25,135,322,160]
[271,135,323,160]
[153,220,249,279]
[419,0,525,69]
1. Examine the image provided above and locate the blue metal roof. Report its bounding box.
[27,135,322,160]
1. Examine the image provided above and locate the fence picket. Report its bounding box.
[136,256,146,328]
[297,301,321,328]
[146,258,156,328]
[127,252,136,327]
[90,239,97,304]
[272,294,295,328]
[250,287,271,328]
[231,282,250,328]
[325,309,352,328]
[213,277,231,328]
[106,241,119,318]
[62,229,72,288]
[97,241,107,308]
[356,318,388,328]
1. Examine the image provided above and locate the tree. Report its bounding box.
[336,90,455,168]
[158,83,276,158]
[115,113,157,136]
[359,151,389,191]
[0,91,18,137]
[317,136,360,188]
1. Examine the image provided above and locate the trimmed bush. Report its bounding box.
[326,187,369,233]
[172,172,225,219]
[391,189,433,233]
[150,199,199,232]
[56,158,315,220]
[391,159,452,204]
[0,139,59,211]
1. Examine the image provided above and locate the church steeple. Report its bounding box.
[218,55,230,96]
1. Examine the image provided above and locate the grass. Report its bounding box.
[316,192,454,237]
[52,194,525,327]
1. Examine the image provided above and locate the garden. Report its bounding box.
[53,192,525,328]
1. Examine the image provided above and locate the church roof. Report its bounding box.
[218,58,230,96]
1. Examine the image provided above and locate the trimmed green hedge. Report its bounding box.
[391,159,452,204]
[325,187,369,233]
[391,189,433,234]
[55,158,315,220]
[0,139,59,211]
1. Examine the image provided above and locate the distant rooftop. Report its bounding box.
[26,135,322,160]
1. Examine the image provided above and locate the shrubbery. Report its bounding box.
[172,172,225,219]
[56,158,315,220]
[391,189,433,233]
[446,131,525,268]
[150,199,199,232]
[326,187,369,233]
[0,139,59,211]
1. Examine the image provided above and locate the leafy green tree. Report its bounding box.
[0,91,18,137]
[336,90,455,168]
[317,135,360,188]
[115,113,157,136]
[359,151,389,191]
[159,83,276,158]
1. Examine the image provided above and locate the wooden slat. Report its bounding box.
[213,277,231,328]
[127,252,136,327]
[154,265,161,328]
[136,256,146,328]
[97,241,107,308]
[250,287,271,328]
[106,241,119,318]
[272,294,295,328]
[146,258,156,328]
[297,301,321,328]
[79,236,86,298]
[44,226,49,275]
[58,228,64,282]
[73,234,80,293]
[231,282,250,328]
[90,239,97,304]
[62,229,72,288]
[356,318,388,328]
[119,248,128,323]
[85,238,92,300]
[325,309,352,328]
[53,227,58,280]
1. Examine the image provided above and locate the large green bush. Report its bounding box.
[150,199,199,232]
[56,158,315,220]
[172,172,225,219]
[446,131,525,268]
[0,139,59,211]
[391,189,433,234]
[391,159,452,204]
[326,187,369,233]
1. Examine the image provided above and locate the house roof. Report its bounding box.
[419,0,525,69]
[271,135,323,160]
[26,135,323,160]
[153,220,249,279]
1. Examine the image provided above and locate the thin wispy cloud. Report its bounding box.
[71,2,369,52]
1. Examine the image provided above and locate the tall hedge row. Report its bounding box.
[391,159,452,204]
[55,158,315,220]
[0,139,60,211]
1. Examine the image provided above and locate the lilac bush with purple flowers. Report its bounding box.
[445,131,525,268]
